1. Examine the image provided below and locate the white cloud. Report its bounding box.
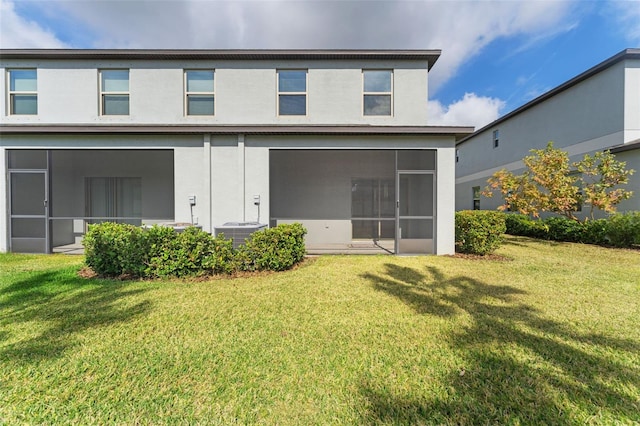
[0,0,67,48]
[607,0,640,43]
[0,0,578,92]
[408,1,578,92]
[428,93,505,129]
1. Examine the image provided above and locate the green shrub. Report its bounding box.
[502,211,640,248]
[146,227,234,278]
[580,219,608,245]
[144,225,177,262]
[83,222,147,277]
[504,214,548,238]
[544,217,584,242]
[237,223,307,271]
[455,211,506,255]
[605,212,640,247]
[82,222,310,277]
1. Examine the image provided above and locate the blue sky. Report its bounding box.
[1,0,639,129]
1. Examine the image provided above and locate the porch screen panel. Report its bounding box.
[86,177,142,225]
[351,178,395,240]
[399,174,433,217]
[397,172,435,255]
[9,170,47,253]
[8,150,47,169]
[397,150,436,171]
[11,173,46,215]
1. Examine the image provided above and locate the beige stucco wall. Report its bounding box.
[1,59,428,126]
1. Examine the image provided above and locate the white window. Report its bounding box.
[278,70,307,116]
[473,186,481,210]
[8,69,37,115]
[100,70,129,115]
[493,129,500,148]
[363,70,392,116]
[185,70,214,116]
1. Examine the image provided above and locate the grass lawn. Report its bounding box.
[1,236,639,424]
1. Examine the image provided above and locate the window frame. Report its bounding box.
[472,186,481,210]
[99,69,130,116]
[493,129,500,148]
[363,69,393,116]
[7,68,38,116]
[277,69,307,116]
[184,69,215,116]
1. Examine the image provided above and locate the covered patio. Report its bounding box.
[270,149,436,255]
[7,149,175,253]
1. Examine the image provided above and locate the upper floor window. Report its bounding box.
[8,69,37,115]
[493,129,500,148]
[185,70,214,116]
[278,70,307,116]
[363,70,392,116]
[100,69,129,115]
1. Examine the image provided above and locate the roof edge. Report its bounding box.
[0,48,443,70]
[609,138,640,154]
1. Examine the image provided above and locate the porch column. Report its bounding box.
[237,134,245,221]
[0,148,6,252]
[436,144,456,255]
[202,134,212,233]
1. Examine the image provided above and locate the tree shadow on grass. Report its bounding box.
[359,264,640,424]
[0,268,152,361]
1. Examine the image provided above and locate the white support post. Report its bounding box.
[0,148,7,252]
[238,134,245,222]
[203,134,212,233]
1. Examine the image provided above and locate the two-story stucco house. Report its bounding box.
[456,48,640,217]
[0,49,472,255]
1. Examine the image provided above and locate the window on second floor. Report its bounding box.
[278,70,307,116]
[185,70,214,116]
[493,129,500,148]
[100,69,129,115]
[363,70,392,116]
[8,69,37,115]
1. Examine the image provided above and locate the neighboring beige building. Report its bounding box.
[1,49,472,254]
[456,48,640,217]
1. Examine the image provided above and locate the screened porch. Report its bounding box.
[270,149,436,255]
[7,149,175,253]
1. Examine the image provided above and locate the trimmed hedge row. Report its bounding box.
[454,210,639,254]
[84,222,307,278]
[505,212,640,248]
[455,210,506,255]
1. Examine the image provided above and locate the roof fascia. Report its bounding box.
[0,49,442,70]
[609,139,640,153]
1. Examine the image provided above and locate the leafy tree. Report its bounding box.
[483,142,634,222]
[576,150,635,217]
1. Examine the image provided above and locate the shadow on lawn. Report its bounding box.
[0,269,151,361]
[359,264,640,424]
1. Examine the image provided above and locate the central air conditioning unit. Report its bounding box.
[213,222,267,249]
